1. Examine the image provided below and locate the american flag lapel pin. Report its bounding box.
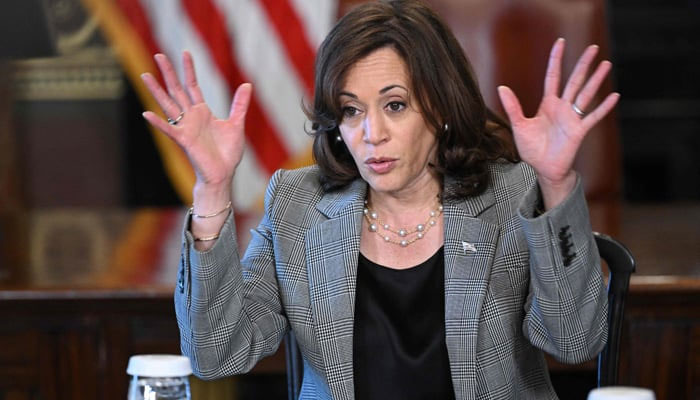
[462,241,477,254]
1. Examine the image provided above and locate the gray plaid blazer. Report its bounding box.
[174,161,608,400]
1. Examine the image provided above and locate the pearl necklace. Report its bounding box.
[363,200,443,247]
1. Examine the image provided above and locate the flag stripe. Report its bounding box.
[81,0,195,203]
[182,0,289,174]
[83,0,336,210]
[213,0,312,156]
[103,208,180,285]
[138,0,232,119]
[289,0,338,48]
[258,0,316,96]
[139,0,269,210]
[116,0,162,69]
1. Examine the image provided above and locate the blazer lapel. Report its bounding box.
[443,182,499,399]
[305,179,367,400]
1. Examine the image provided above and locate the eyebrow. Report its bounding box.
[338,84,409,99]
[379,84,408,94]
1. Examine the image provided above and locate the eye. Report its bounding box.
[386,101,406,112]
[342,106,360,118]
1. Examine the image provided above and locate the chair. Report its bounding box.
[594,231,636,387]
[284,233,636,398]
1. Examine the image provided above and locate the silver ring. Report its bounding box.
[168,111,184,125]
[572,103,586,117]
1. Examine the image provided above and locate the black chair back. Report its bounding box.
[594,232,636,387]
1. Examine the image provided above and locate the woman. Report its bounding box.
[141,1,618,399]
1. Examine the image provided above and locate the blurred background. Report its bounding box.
[0,0,698,399]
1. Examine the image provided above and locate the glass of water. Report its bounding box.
[127,354,192,400]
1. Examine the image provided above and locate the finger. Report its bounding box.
[573,60,612,111]
[141,72,184,120]
[154,53,192,110]
[183,51,205,104]
[229,83,253,124]
[142,111,181,143]
[581,92,620,131]
[543,38,565,97]
[497,85,526,126]
[562,44,599,102]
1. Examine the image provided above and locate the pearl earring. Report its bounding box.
[443,123,449,132]
[335,135,343,142]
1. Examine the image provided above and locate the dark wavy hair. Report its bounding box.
[306,0,518,200]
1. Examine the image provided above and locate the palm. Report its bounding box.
[498,39,619,185]
[170,103,246,184]
[141,51,252,186]
[511,94,587,182]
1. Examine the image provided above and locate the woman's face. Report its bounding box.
[338,47,439,197]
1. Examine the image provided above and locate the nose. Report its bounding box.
[362,111,388,145]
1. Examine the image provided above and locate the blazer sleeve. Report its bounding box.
[174,170,289,379]
[517,175,608,364]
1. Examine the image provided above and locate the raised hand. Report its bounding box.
[141,51,252,188]
[497,38,619,209]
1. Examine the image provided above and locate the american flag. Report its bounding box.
[82,0,337,211]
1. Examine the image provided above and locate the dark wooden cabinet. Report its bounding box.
[0,290,180,400]
[0,289,287,400]
[619,286,700,400]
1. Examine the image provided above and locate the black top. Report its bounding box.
[353,247,455,400]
